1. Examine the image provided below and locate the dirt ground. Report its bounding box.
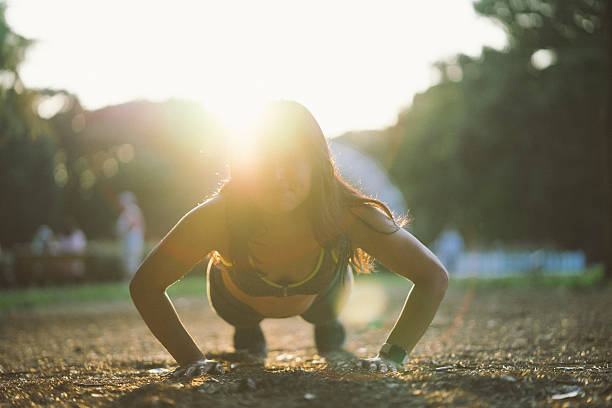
[1,276,611,407]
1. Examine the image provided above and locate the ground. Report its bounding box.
[0,274,611,407]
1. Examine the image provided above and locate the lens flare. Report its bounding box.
[342,279,388,326]
[222,101,270,176]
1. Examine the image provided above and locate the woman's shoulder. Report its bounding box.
[345,202,398,229]
[179,194,230,251]
[342,203,401,246]
[189,194,226,220]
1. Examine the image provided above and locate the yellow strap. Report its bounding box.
[287,247,325,288]
[258,276,284,288]
[219,247,338,268]
[219,255,233,267]
[248,254,257,268]
[223,247,332,289]
[255,247,326,289]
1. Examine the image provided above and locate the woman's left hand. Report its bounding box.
[356,356,403,373]
[170,358,225,378]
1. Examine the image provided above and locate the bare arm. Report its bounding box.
[130,284,205,365]
[345,205,449,368]
[129,196,228,365]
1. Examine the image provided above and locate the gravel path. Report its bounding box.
[1,276,611,407]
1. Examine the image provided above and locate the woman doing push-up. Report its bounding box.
[129,99,449,376]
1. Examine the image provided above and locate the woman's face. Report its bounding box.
[248,143,313,215]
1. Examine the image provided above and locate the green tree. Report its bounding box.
[0,2,61,246]
[385,0,608,265]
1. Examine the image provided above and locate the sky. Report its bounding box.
[6,0,507,138]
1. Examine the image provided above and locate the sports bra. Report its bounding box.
[208,199,400,298]
[209,241,349,298]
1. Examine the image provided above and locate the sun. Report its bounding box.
[212,98,270,172]
[221,100,267,136]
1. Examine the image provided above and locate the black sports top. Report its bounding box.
[209,238,349,298]
[208,201,401,298]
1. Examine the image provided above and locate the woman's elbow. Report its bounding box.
[437,267,450,294]
[420,267,449,298]
[129,276,146,302]
[129,272,164,300]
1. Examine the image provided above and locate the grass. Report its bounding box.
[372,263,608,290]
[0,265,609,312]
[445,265,608,290]
[0,270,207,312]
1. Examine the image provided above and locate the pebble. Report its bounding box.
[304,393,316,400]
[147,368,169,374]
[552,391,579,400]
[435,366,453,371]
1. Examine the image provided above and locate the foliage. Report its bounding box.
[381,0,608,263]
[0,3,63,245]
[0,0,229,246]
[1,0,608,270]
[46,99,229,239]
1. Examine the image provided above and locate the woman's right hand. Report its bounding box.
[171,358,225,378]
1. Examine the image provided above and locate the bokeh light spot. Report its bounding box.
[117,144,135,163]
[80,169,96,190]
[342,279,388,326]
[102,158,119,178]
[531,49,557,70]
[54,164,68,187]
[37,94,67,119]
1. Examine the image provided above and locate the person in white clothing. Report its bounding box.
[57,216,88,279]
[117,191,145,279]
[433,227,464,274]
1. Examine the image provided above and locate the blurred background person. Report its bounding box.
[57,216,88,280]
[30,224,59,255]
[57,216,87,253]
[433,226,464,275]
[28,225,60,284]
[116,191,146,279]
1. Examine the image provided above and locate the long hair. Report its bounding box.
[207,99,409,274]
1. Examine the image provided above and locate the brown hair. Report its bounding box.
[208,99,409,274]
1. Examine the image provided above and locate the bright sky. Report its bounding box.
[6,0,506,138]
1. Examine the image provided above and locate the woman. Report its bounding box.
[129,100,449,376]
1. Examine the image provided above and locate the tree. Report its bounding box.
[0,2,62,246]
[381,0,608,266]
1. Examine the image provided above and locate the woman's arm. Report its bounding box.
[129,196,228,365]
[345,205,449,370]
